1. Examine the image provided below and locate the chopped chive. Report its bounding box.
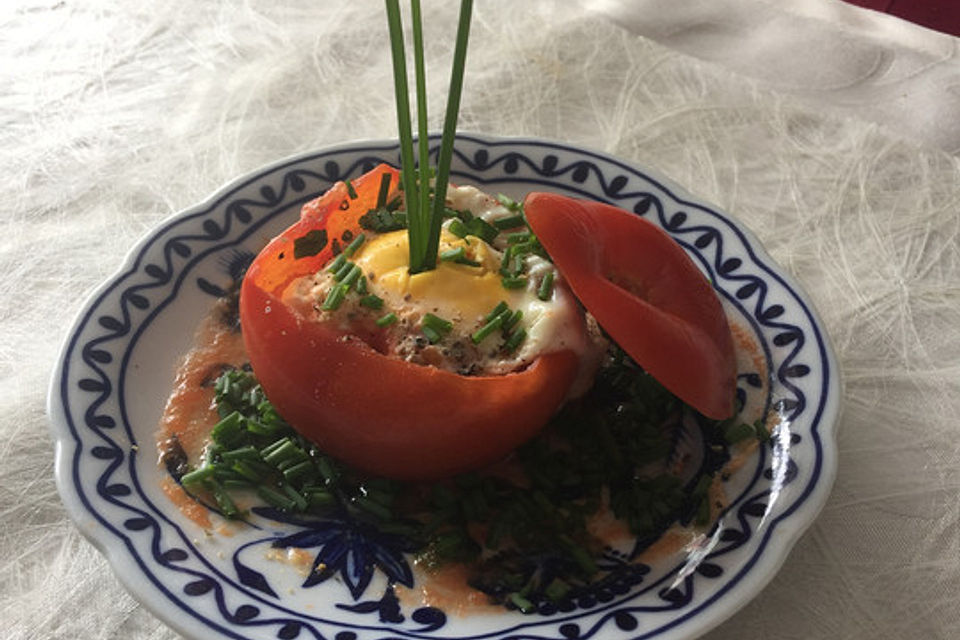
[333,260,354,282]
[321,283,349,311]
[244,418,278,437]
[221,445,260,463]
[263,440,303,467]
[343,233,366,257]
[282,484,309,512]
[221,478,253,491]
[509,592,535,614]
[506,230,532,244]
[502,309,523,332]
[376,171,393,208]
[210,480,239,517]
[448,218,468,238]
[504,328,527,353]
[499,245,516,275]
[501,276,527,289]
[180,465,215,486]
[316,456,340,485]
[211,411,245,448]
[257,485,296,511]
[537,270,555,301]
[356,275,368,295]
[544,579,571,602]
[341,263,362,289]
[484,301,509,322]
[376,312,398,327]
[345,179,358,199]
[559,535,597,575]
[723,421,756,444]
[304,487,336,511]
[494,214,525,230]
[283,460,317,485]
[696,496,711,526]
[231,459,268,482]
[354,495,393,521]
[496,193,522,211]
[440,244,481,266]
[510,239,538,257]
[326,253,347,274]
[359,294,384,310]
[464,217,498,244]
[510,253,524,276]
[472,312,506,344]
[439,246,466,262]
[359,208,407,233]
[422,312,453,334]
[422,325,442,344]
[260,437,289,459]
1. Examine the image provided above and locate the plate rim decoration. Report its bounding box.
[48,133,840,640]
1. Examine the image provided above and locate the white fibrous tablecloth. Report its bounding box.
[2,1,959,638]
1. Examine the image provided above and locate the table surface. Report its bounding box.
[3,1,960,639]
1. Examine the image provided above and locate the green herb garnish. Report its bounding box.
[359,294,385,310]
[343,233,366,257]
[321,283,349,311]
[537,270,555,301]
[501,276,527,289]
[494,214,525,230]
[345,179,358,200]
[376,312,399,327]
[385,0,473,274]
[293,229,328,259]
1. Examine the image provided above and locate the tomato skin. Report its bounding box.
[523,192,736,420]
[239,165,579,480]
[246,165,398,297]
[241,281,578,479]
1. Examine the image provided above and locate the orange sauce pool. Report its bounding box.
[397,563,502,616]
[160,476,212,530]
[157,298,246,463]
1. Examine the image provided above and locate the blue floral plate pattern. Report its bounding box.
[48,135,840,640]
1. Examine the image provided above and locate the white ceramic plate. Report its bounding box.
[49,134,839,640]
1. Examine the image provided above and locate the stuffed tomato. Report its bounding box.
[239,165,600,480]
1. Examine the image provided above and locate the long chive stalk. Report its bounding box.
[411,0,432,273]
[423,0,473,271]
[385,0,421,263]
[385,0,473,274]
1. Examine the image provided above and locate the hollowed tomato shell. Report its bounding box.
[239,165,579,480]
[524,192,736,420]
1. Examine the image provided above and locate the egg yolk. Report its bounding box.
[352,229,526,323]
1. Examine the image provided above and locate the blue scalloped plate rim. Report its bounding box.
[48,133,840,640]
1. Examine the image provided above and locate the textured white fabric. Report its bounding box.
[591,0,960,155]
[2,0,959,638]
